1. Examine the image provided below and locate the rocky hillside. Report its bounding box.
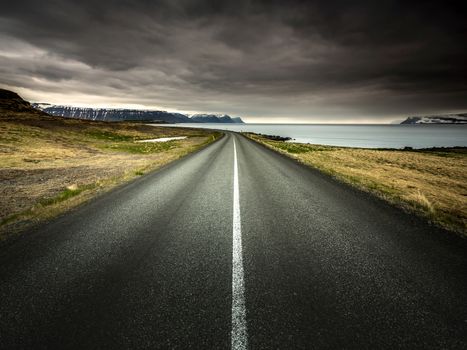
[401,113,467,124]
[33,104,244,124]
[0,89,46,115]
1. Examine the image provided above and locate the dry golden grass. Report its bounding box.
[247,133,467,235]
[0,111,220,238]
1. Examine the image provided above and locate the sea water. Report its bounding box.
[160,123,467,149]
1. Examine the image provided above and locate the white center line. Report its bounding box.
[231,138,248,350]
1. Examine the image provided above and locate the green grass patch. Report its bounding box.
[270,142,312,154]
[0,211,31,227]
[38,184,97,207]
[99,141,177,154]
[39,188,84,206]
[85,130,136,142]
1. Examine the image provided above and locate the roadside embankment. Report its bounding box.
[246,133,467,235]
[0,111,220,239]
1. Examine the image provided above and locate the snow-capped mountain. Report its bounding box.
[32,104,244,124]
[32,105,190,123]
[401,113,467,124]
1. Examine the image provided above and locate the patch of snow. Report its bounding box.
[136,136,187,143]
[32,103,52,110]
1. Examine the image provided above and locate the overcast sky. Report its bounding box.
[1,0,466,123]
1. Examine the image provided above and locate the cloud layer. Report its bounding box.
[1,0,466,122]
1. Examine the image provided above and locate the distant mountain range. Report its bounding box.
[400,113,467,124]
[32,104,244,124]
[190,113,244,124]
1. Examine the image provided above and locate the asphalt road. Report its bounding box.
[0,132,466,349]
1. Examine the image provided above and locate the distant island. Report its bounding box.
[32,104,244,124]
[400,113,467,124]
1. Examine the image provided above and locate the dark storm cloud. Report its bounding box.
[0,0,466,121]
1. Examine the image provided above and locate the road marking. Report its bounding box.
[232,138,248,350]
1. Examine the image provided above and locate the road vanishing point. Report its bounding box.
[0,133,466,349]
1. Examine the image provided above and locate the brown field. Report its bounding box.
[246,133,467,235]
[0,111,220,238]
